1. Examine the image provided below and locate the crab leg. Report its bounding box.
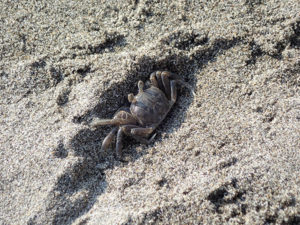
[170,80,177,104]
[176,79,195,96]
[90,110,137,127]
[116,127,123,159]
[121,125,156,144]
[101,127,118,151]
[90,118,119,127]
[150,72,159,88]
[155,71,164,91]
[130,126,155,137]
[132,134,157,144]
[161,71,171,100]
[165,71,195,96]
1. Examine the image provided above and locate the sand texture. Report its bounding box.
[1,0,300,224]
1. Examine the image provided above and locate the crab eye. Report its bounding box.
[128,93,136,103]
[138,80,144,92]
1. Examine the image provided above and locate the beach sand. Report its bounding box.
[1,0,299,224]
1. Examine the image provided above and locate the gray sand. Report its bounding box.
[1,0,299,224]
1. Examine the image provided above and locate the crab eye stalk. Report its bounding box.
[128,93,136,103]
[138,80,144,93]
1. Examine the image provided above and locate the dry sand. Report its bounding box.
[1,0,300,224]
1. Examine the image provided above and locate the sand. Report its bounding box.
[1,0,299,224]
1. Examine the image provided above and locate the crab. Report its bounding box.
[90,71,193,159]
